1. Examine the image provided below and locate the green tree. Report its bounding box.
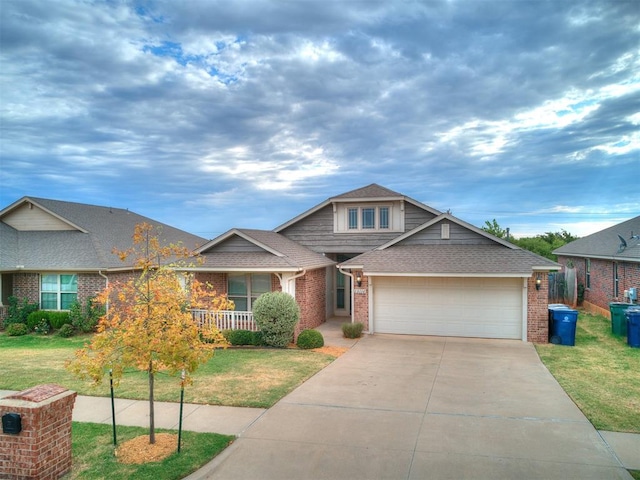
[67,223,231,444]
[482,219,508,238]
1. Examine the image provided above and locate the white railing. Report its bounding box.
[191,309,258,332]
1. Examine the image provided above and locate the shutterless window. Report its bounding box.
[41,274,77,310]
[348,208,358,230]
[613,263,619,297]
[379,207,389,229]
[585,259,591,289]
[362,208,375,229]
[228,273,271,311]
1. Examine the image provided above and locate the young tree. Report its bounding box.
[482,219,508,238]
[67,223,231,444]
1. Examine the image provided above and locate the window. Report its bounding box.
[613,263,619,297]
[41,274,77,310]
[379,207,389,229]
[348,208,358,230]
[228,273,271,311]
[585,259,591,289]
[362,208,375,229]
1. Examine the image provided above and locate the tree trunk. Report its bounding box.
[149,362,155,444]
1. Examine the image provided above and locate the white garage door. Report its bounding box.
[373,276,523,339]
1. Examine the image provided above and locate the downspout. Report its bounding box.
[276,270,307,296]
[338,267,355,324]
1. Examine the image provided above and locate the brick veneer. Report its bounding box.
[294,268,326,334]
[557,256,640,316]
[9,272,107,307]
[0,385,77,480]
[353,275,369,331]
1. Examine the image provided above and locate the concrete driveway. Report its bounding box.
[188,335,632,479]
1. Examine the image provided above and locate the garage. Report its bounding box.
[372,276,524,339]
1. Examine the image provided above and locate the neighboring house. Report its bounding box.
[553,215,640,317]
[1,185,561,343]
[190,184,560,342]
[0,196,206,318]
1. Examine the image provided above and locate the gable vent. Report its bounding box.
[441,223,450,240]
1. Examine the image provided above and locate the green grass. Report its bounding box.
[0,333,336,408]
[536,311,640,433]
[64,422,233,479]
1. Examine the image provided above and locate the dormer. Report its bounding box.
[333,200,404,233]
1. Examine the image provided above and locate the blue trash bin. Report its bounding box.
[551,308,578,346]
[548,304,569,344]
[626,307,640,348]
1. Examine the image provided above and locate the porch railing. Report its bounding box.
[191,309,258,332]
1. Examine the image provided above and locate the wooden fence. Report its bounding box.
[548,272,566,304]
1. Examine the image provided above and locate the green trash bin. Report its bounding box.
[609,302,631,336]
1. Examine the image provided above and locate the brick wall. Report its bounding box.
[353,275,369,331]
[12,273,39,305]
[0,385,77,480]
[527,274,549,343]
[558,256,640,314]
[77,273,107,304]
[195,272,227,294]
[294,268,326,335]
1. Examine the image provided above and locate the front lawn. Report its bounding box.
[0,333,336,408]
[536,311,640,433]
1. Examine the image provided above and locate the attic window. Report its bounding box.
[441,223,450,239]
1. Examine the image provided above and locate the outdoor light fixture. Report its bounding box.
[356,272,363,287]
[535,274,542,291]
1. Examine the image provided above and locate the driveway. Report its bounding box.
[188,335,631,479]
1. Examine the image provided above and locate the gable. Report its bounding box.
[395,218,496,246]
[1,202,79,231]
[209,235,266,253]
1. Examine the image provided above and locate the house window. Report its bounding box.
[379,207,389,229]
[41,274,77,310]
[348,208,358,230]
[613,263,619,297]
[585,259,591,289]
[362,208,375,229]
[228,273,271,311]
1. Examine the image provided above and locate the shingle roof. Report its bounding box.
[196,228,335,271]
[0,197,206,271]
[553,215,640,263]
[331,184,404,199]
[340,244,559,276]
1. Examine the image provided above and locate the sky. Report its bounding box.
[1,0,638,241]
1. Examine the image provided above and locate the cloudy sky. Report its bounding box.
[1,0,638,240]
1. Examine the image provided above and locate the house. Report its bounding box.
[1,185,561,343]
[553,215,640,317]
[190,184,560,342]
[0,196,206,317]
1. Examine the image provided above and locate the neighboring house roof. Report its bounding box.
[339,213,559,276]
[553,215,640,263]
[194,228,336,272]
[0,197,206,271]
[273,183,441,232]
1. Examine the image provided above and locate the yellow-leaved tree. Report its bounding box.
[67,223,232,444]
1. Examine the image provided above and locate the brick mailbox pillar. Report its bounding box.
[0,384,77,480]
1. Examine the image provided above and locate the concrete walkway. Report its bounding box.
[2,321,638,479]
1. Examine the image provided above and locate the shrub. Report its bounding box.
[6,323,28,336]
[33,318,51,335]
[49,311,71,329]
[251,331,265,346]
[69,297,104,333]
[27,311,46,331]
[4,296,39,327]
[252,292,300,348]
[342,322,364,339]
[296,329,324,349]
[57,323,75,338]
[226,329,256,346]
[26,311,70,330]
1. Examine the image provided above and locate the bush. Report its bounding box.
[26,311,70,331]
[296,329,324,349]
[69,297,104,333]
[3,296,39,328]
[252,292,300,348]
[33,318,51,335]
[6,323,28,336]
[251,331,265,346]
[57,323,76,338]
[342,322,364,339]
[225,329,256,346]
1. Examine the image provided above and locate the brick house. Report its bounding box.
[553,215,640,317]
[1,185,561,342]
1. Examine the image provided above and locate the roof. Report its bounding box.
[195,228,336,272]
[339,244,560,277]
[553,215,640,263]
[0,197,206,271]
[274,183,441,232]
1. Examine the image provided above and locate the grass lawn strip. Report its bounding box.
[66,422,233,480]
[536,311,640,434]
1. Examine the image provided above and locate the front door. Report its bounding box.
[334,254,354,316]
